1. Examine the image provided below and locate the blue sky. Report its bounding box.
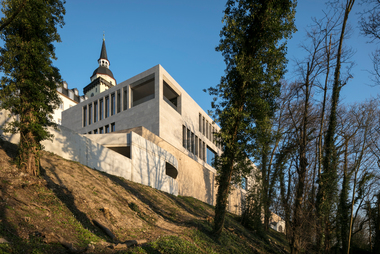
[7,1,380,112]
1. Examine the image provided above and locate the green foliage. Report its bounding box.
[210,0,296,236]
[0,0,65,175]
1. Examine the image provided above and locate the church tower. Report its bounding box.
[83,38,116,98]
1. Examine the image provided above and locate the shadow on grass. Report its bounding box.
[40,157,110,242]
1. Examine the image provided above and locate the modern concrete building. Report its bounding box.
[61,40,246,213]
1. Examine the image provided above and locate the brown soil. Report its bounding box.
[0,140,215,253]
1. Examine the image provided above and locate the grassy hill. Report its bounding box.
[0,139,289,253]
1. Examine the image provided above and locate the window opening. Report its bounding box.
[117,90,121,113]
[99,99,104,120]
[163,81,179,111]
[99,127,103,134]
[89,104,92,125]
[182,125,186,148]
[105,96,109,118]
[207,146,216,167]
[94,101,98,122]
[83,106,87,127]
[165,162,178,179]
[111,93,115,116]
[105,125,109,133]
[111,122,115,132]
[132,78,155,107]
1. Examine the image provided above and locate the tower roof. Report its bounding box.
[98,39,108,61]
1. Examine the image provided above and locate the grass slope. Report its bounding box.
[0,139,289,253]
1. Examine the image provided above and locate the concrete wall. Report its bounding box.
[62,66,160,136]
[119,126,246,215]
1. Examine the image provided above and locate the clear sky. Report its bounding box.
[5,1,380,112]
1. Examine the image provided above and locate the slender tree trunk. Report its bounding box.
[316,1,355,252]
[290,63,310,254]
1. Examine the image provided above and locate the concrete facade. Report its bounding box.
[61,64,246,214]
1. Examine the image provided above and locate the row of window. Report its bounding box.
[87,122,116,134]
[182,125,216,166]
[83,91,121,127]
[199,113,222,150]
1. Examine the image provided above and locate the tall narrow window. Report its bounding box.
[94,101,98,122]
[195,136,198,157]
[111,122,115,132]
[83,106,87,127]
[117,90,121,113]
[99,99,104,120]
[206,121,209,139]
[203,141,206,161]
[99,127,103,134]
[191,133,195,154]
[88,104,92,125]
[105,96,109,118]
[105,125,109,133]
[202,117,205,135]
[123,87,128,111]
[94,129,98,134]
[199,114,202,133]
[182,125,187,148]
[111,93,115,116]
[187,129,191,151]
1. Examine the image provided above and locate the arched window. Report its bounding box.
[278,225,283,232]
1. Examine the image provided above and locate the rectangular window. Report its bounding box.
[111,122,115,132]
[117,90,121,113]
[58,118,61,125]
[83,106,87,127]
[182,125,187,148]
[206,121,208,139]
[202,117,205,136]
[195,136,198,157]
[123,87,128,111]
[88,104,92,125]
[94,129,98,134]
[105,125,109,133]
[207,146,216,167]
[132,78,155,107]
[191,132,195,154]
[105,96,109,118]
[203,141,206,161]
[99,99,104,120]
[111,93,115,116]
[199,114,202,133]
[99,127,103,134]
[163,80,179,111]
[187,129,191,151]
[94,101,98,122]
[88,131,92,134]
[199,141,202,160]
[60,102,64,110]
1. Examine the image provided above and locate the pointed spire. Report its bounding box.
[99,38,108,62]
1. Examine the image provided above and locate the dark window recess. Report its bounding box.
[111,93,115,116]
[132,78,155,107]
[83,106,87,127]
[105,96,109,118]
[163,81,179,111]
[165,162,178,179]
[111,122,115,132]
[105,125,109,133]
[89,104,92,125]
[99,99,104,120]
[94,101,98,122]
[99,127,103,134]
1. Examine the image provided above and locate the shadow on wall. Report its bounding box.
[133,133,178,195]
[43,126,178,195]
